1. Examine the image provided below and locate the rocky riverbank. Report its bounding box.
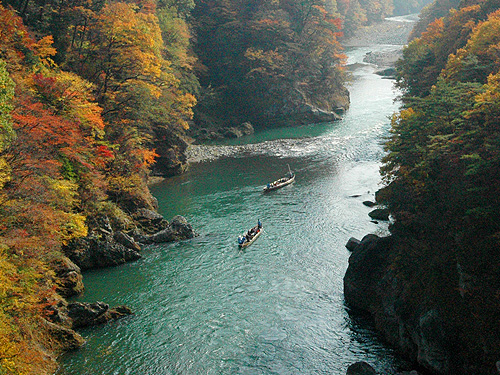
[47,210,197,358]
[342,16,416,47]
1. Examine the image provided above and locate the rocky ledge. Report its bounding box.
[193,122,255,142]
[63,212,196,277]
[67,302,133,329]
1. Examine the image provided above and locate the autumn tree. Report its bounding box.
[191,0,346,128]
[379,2,500,370]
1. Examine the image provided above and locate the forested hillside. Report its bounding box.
[0,1,197,373]
[345,0,500,373]
[190,0,434,133]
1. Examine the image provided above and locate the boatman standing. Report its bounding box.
[258,219,262,229]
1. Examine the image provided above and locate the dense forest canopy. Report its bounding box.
[0,0,451,373]
[191,0,348,128]
[379,0,500,372]
[189,0,433,130]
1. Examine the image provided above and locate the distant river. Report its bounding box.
[58,30,414,375]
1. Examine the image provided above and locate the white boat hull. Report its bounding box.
[238,227,263,248]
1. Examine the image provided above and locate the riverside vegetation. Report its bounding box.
[345,0,500,374]
[0,0,446,374]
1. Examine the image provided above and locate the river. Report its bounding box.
[58,24,414,375]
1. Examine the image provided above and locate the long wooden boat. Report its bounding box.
[238,224,263,248]
[263,165,295,192]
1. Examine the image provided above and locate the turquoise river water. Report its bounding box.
[58,43,415,374]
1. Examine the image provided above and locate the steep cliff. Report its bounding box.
[344,233,500,374]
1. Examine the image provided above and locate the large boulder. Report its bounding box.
[140,215,197,244]
[345,237,361,252]
[344,235,457,374]
[223,122,255,138]
[368,208,390,221]
[39,318,85,352]
[114,231,142,252]
[344,234,393,312]
[67,302,133,329]
[133,208,169,234]
[64,235,141,270]
[152,127,189,177]
[346,362,377,375]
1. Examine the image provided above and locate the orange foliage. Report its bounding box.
[419,18,445,44]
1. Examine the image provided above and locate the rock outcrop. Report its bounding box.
[345,237,361,252]
[194,122,255,142]
[152,127,190,177]
[261,85,349,128]
[343,234,496,374]
[67,302,133,329]
[64,234,142,270]
[138,215,197,244]
[346,362,377,375]
[40,318,85,352]
[368,208,390,221]
[52,256,84,297]
[344,235,448,371]
[133,208,169,234]
[64,211,196,270]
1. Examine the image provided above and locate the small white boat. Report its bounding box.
[238,222,263,248]
[263,165,295,192]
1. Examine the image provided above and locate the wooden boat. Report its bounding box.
[238,223,263,248]
[263,165,295,192]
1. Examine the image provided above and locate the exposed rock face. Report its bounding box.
[192,122,255,142]
[133,208,169,234]
[114,231,141,252]
[262,85,349,127]
[67,302,133,329]
[152,127,190,177]
[139,215,197,244]
[40,318,85,351]
[368,208,390,221]
[362,200,377,207]
[64,212,196,270]
[52,256,84,297]
[344,235,458,374]
[344,234,393,312]
[64,235,142,270]
[223,122,255,139]
[345,237,361,252]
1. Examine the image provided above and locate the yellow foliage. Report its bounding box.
[57,212,87,245]
[399,107,416,121]
[0,244,44,375]
[33,36,56,59]
[48,178,79,209]
[0,157,11,191]
[55,71,105,137]
[419,17,445,44]
[107,174,142,194]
